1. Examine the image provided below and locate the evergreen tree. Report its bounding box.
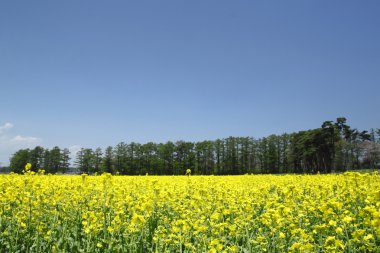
[102,146,114,173]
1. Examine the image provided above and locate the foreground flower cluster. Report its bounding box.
[0,172,379,252]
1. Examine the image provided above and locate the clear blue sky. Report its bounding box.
[1,0,379,165]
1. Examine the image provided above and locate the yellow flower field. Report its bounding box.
[0,172,379,252]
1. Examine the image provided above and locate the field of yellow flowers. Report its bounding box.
[0,171,379,252]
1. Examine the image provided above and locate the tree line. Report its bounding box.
[9,146,71,174]
[9,118,380,175]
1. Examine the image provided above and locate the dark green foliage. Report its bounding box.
[10,146,71,173]
[9,149,30,173]
[8,118,380,174]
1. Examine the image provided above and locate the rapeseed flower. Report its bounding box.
[0,172,378,252]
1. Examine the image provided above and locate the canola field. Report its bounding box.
[0,172,379,252]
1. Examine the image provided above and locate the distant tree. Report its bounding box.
[157,141,175,175]
[10,149,30,173]
[194,140,214,175]
[126,142,136,173]
[140,142,157,175]
[75,149,84,172]
[102,146,114,173]
[321,120,339,172]
[267,135,279,174]
[280,134,291,173]
[361,141,380,169]
[7,117,376,175]
[214,139,224,174]
[60,148,71,173]
[114,142,128,174]
[75,148,95,173]
[50,146,62,173]
[224,137,238,174]
[93,148,103,173]
[30,146,45,171]
[43,149,51,172]
[257,137,269,173]
[376,129,380,143]
[174,141,195,175]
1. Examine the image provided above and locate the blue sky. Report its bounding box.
[1,0,379,165]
